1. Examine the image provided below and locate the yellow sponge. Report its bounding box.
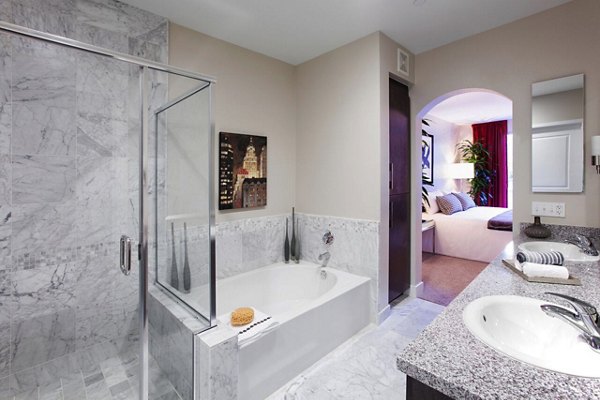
[231,307,254,326]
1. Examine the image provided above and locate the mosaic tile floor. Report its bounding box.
[3,353,182,400]
[267,296,445,400]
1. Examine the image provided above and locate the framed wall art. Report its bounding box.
[219,132,267,210]
[422,131,434,185]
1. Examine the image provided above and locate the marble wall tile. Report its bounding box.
[11,262,76,320]
[12,155,76,205]
[216,215,286,279]
[0,34,10,156]
[73,21,129,53]
[11,38,76,157]
[11,309,76,372]
[13,0,76,38]
[11,203,78,261]
[0,269,10,379]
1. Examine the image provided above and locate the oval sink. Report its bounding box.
[463,295,600,378]
[518,241,600,263]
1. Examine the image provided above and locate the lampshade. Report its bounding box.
[446,163,475,179]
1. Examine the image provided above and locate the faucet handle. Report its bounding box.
[546,292,598,323]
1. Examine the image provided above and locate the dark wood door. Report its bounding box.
[389,78,410,195]
[389,193,410,301]
[388,78,411,303]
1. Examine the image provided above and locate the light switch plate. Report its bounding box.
[531,201,566,218]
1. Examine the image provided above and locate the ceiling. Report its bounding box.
[121,0,571,65]
[427,92,512,125]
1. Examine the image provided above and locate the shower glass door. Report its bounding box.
[0,32,147,399]
[152,72,214,324]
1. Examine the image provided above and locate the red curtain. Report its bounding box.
[472,120,508,208]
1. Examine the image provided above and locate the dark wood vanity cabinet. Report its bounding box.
[388,78,411,303]
[407,376,453,400]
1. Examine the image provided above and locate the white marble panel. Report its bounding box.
[11,262,77,320]
[12,155,76,206]
[216,215,286,279]
[13,0,75,38]
[11,38,76,157]
[73,21,129,53]
[197,327,238,400]
[11,203,78,259]
[0,269,10,379]
[11,309,76,373]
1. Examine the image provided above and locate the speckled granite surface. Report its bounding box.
[397,227,600,400]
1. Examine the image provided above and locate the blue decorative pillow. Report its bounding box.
[436,193,463,215]
[452,192,476,210]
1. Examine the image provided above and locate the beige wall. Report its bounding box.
[412,0,600,229]
[168,23,297,223]
[295,32,381,221]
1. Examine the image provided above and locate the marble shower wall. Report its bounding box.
[0,0,168,386]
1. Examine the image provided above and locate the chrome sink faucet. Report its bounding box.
[564,234,599,256]
[541,292,600,352]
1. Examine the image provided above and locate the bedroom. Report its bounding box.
[419,90,514,305]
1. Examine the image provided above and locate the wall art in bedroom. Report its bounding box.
[219,132,267,210]
[422,131,434,184]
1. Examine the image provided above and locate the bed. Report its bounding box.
[424,206,514,263]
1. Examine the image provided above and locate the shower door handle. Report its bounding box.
[120,235,132,276]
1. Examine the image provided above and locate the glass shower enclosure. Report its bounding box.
[0,21,215,400]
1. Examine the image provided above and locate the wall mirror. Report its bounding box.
[531,74,584,192]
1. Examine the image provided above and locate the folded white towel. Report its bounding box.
[219,308,279,348]
[522,262,569,280]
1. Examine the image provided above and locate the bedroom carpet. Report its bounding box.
[419,253,488,306]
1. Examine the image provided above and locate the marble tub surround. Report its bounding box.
[195,326,239,400]
[148,286,211,400]
[0,0,169,392]
[216,214,287,279]
[397,234,600,399]
[296,212,380,321]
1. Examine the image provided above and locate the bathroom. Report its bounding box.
[1,0,600,399]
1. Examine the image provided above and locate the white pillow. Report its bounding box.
[424,190,443,214]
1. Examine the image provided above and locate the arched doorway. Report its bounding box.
[415,89,513,306]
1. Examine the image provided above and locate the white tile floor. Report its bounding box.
[267,297,445,400]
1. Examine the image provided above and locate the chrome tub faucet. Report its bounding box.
[318,251,331,268]
[541,292,600,352]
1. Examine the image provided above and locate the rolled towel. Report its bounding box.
[516,250,564,266]
[522,262,569,280]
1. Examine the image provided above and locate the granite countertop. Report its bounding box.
[397,228,600,400]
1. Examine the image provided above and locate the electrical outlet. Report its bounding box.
[531,201,566,218]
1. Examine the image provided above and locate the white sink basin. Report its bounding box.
[518,241,600,262]
[463,295,600,377]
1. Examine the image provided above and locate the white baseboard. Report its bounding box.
[409,281,424,297]
[377,304,391,325]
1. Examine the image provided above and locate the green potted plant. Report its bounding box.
[457,139,494,205]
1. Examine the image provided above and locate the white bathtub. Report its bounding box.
[216,261,371,400]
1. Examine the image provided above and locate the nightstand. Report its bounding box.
[422,219,435,253]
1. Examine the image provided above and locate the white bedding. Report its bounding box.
[425,207,513,263]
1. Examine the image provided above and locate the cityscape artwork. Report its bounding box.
[219,132,267,210]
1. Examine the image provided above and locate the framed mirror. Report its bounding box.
[531,74,584,192]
